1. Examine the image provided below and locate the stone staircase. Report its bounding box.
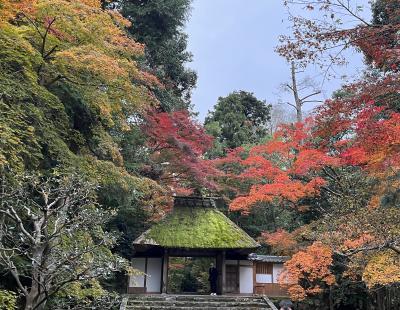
[122,294,276,310]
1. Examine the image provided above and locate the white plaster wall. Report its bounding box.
[273,263,284,283]
[129,257,145,287]
[239,266,253,294]
[256,274,272,283]
[146,258,162,293]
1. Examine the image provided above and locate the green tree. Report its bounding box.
[0,1,170,302]
[205,91,271,158]
[0,0,159,174]
[206,91,272,244]
[120,0,197,110]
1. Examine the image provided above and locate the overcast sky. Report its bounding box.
[185,0,370,122]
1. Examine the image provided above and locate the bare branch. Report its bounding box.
[300,91,321,102]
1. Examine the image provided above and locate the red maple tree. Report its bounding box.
[214,119,340,213]
[142,109,218,193]
[261,1,400,299]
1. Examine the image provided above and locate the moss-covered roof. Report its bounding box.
[134,198,259,249]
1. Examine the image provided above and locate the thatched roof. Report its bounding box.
[133,197,259,250]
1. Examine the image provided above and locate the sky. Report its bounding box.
[185,0,370,122]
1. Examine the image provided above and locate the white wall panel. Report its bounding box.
[256,274,272,283]
[129,258,146,287]
[146,258,162,293]
[239,266,253,294]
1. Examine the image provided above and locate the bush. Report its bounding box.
[0,290,17,310]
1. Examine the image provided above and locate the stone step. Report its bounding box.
[124,295,273,310]
[126,307,271,310]
[128,295,264,302]
[127,300,268,307]
[127,298,265,303]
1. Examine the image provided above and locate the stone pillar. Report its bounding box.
[161,249,169,294]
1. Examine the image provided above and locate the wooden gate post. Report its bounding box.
[161,249,169,294]
[216,251,226,295]
[222,251,226,294]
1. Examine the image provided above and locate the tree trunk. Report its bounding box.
[25,219,47,310]
[290,61,303,123]
[329,286,334,310]
[24,292,47,310]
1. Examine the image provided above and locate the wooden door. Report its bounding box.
[225,265,239,293]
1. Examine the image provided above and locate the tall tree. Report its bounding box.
[0,1,222,308]
[205,91,271,158]
[206,91,272,240]
[281,62,322,123]
[0,0,159,173]
[0,0,182,302]
[120,0,197,111]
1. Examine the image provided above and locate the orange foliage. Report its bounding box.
[262,229,298,255]
[356,112,400,171]
[0,0,37,22]
[3,0,144,57]
[230,177,326,213]
[342,233,375,251]
[222,119,338,213]
[13,0,159,132]
[77,0,102,7]
[280,242,335,301]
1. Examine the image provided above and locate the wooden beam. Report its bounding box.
[253,261,257,294]
[216,252,222,295]
[143,257,148,293]
[216,251,226,295]
[126,260,131,294]
[167,249,218,257]
[237,260,240,293]
[222,251,226,295]
[271,263,274,284]
[161,250,169,294]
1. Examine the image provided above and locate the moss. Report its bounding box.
[146,207,259,249]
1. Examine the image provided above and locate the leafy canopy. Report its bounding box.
[205,91,271,158]
[120,0,197,110]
